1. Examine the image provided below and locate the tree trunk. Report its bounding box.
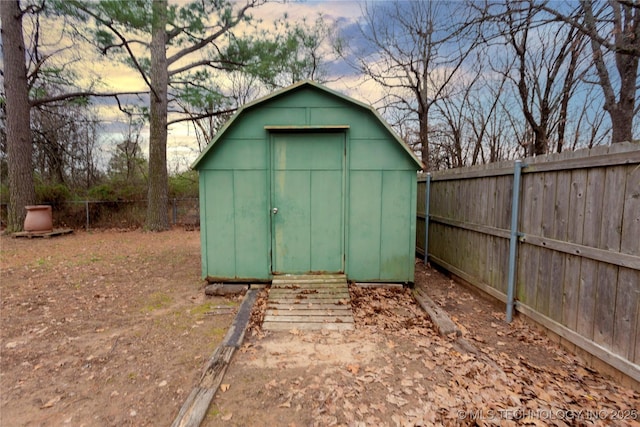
[146,0,170,231]
[1,1,36,232]
[419,106,429,171]
[582,0,638,144]
[610,47,637,143]
[610,105,634,144]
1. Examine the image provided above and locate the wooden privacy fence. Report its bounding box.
[417,142,640,382]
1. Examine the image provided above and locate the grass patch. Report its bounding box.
[206,405,221,419]
[189,302,216,317]
[141,292,173,313]
[190,300,239,318]
[31,256,52,269]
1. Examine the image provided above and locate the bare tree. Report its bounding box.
[544,0,640,143]
[62,0,331,230]
[1,0,146,231]
[107,118,147,188]
[343,0,478,170]
[581,0,639,143]
[432,71,479,168]
[1,0,37,231]
[31,104,102,189]
[465,65,510,164]
[489,1,587,156]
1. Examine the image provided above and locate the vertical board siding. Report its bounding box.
[203,171,236,278]
[349,170,416,282]
[380,171,413,280]
[348,171,382,280]
[417,142,640,379]
[201,170,270,279]
[233,170,270,278]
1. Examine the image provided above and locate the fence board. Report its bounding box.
[594,166,627,347]
[482,177,496,285]
[636,300,640,365]
[563,167,588,329]
[418,142,640,382]
[520,173,544,307]
[496,175,512,292]
[536,172,557,316]
[549,169,570,321]
[617,163,640,363]
[614,268,639,362]
[577,167,607,340]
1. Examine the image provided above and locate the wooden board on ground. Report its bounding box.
[271,281,346,288]
[264,315,354,323]
[267,299,350,307]
[263,322,354,331]
[269,288,350,295]
[263,274,354,331]
[268,291,350,299]
[266,303,351,311]
[265,309,351,317]
[12,229,73,239]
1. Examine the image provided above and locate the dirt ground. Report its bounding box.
[205,264,639,427]
[2,230,639,427]
[0,229,239,426]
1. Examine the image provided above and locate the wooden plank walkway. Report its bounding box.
[263,274,354,331]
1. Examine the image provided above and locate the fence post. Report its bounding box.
[424,173,432,265]
[506,160,524,323]
[85,200,90,231]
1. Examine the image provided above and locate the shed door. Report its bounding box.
[271,132,344,274]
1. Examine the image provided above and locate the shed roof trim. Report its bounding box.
[191,80,424,170]
[264,125,350,130]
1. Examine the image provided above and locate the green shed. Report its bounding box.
[192,80,423,284]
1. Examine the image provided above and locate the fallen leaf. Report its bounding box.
[422,359,435,370]
[346,364,360,375]
[278,400,291,408]
[41,396,61,409]
[220,384,230,392]
[221,413,232,421]
[386,393,408,407]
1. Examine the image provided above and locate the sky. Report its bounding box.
[79,0,374,171]
[11,0,619,171]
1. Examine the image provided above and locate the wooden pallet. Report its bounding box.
[263,274,354,331]
[12,228,73,239]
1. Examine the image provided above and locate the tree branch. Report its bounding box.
[70,3,159,99]
[167,107,237,126]
[167,1,255,66]
[168,58,244,77]
[30,91,149,108]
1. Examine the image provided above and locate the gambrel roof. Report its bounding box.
[192,80,423,170]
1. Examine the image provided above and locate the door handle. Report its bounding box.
[272,207,278,214]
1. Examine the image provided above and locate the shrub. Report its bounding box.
[169,170,199,198]
[35,182,71,206]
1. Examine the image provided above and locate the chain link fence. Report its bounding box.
[0,198,199,231]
